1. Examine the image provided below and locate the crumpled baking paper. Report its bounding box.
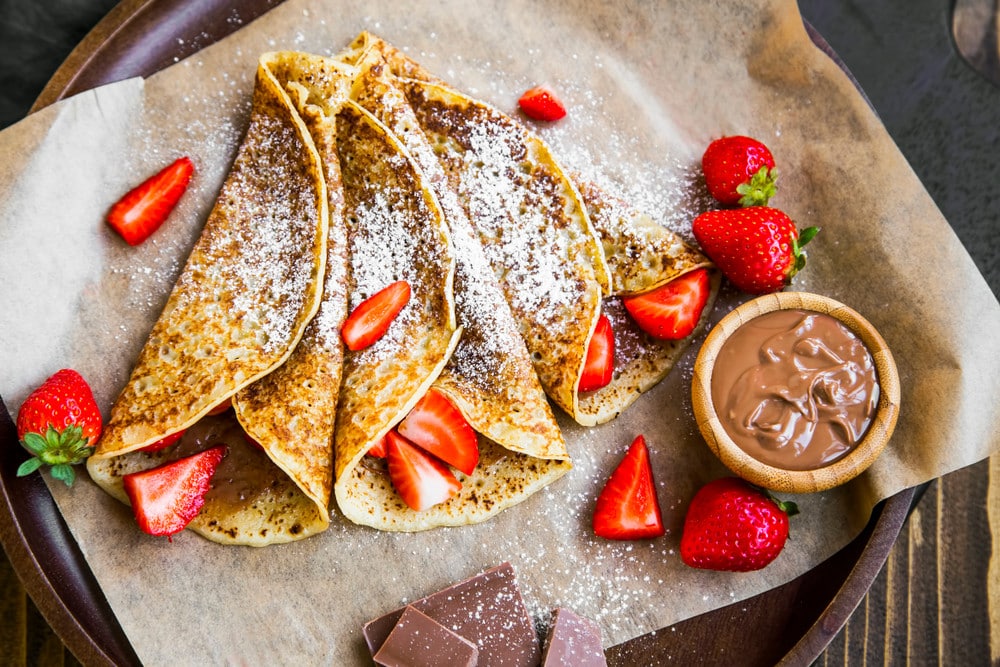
[1,0,998,663]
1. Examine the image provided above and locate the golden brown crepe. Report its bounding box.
[364,46,610,425]
[574,181,720,424]
[333,44,572,530]
[330,99,464,530]
[227,52,357,529]
[88,53,337,545]
[361,33,716,427]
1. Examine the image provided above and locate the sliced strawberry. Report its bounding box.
[578,314,614,393]
[367,435,387,458]
[342,280,411,351]
[518,85,567,121]
[385,431,462,511]
[140,430,185,453]
[122,445,226,537]
[396,389,479,475]
[593,435,665,540]
[622,268,711,340]
[107,156,194,246]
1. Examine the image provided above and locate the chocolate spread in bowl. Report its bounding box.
[711,308,879,471]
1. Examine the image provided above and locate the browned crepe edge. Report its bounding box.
[90,56,329,460]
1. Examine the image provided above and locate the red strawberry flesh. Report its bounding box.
[592,435,665,540]
[622,268,711,340]
[342,280,411,351]
[122,445,227,537]
[107,156,194,246]
[396,388,479,475]
[367,434,388,458]
[578,313,614,392]
[385,431,462,512]
[140,430,185,453]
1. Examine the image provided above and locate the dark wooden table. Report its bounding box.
[1,1,997,665]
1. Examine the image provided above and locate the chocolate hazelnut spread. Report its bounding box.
[711,309,879,470]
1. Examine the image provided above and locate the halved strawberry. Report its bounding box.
[518,85,567,121]
[593,435,665,540]
[622,268,711,340]
[140,430,185,453]
[342,280,411,351]
[396,389,479,475]
[578,314,614,393]
[122,445,226,537]
[107,156,194,246]
[385,431,462,511]
[367,435,387,458]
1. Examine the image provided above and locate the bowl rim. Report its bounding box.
[691,291,901,494]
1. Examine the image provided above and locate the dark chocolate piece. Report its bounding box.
[541,608,607,666]
[363,562,540,667]
[373,606,479,667]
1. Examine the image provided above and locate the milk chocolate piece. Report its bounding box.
[373,606,479,667]
[541,608,607,666]
[363,563,540,667]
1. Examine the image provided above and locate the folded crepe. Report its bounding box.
[353,35,610,426]
[87,52,344,546]
[331,99,464,530]
[574,181,720,424]
[334,44,572,530]
[359,33,716,426]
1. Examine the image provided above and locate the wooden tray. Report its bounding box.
[0,1,919,664]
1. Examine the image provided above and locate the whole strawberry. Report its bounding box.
[680,477,799,572]
[15,369,103,486]
[692,206,818,294]
[702,135,777,207]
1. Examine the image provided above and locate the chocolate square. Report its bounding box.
[373,606,479,667]
[363,563,540,667]
[541,608,606,666]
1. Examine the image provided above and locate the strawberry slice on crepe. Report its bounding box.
[123,445,227,537]
[397,388,479,475]
[341,280,411,351]
[578,314,615,393]
[622,268,711,341]
[385,431,462,512]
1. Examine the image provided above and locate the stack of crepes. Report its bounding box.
[86,33,718,545]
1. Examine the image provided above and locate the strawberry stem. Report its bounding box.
[749,481,800,517]
[17,425,94,487]
[736,166,778,207]
[789,226,820,278]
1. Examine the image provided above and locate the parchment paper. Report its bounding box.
[2,0,999,663]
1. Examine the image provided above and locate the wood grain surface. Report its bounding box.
[1,0,998,665]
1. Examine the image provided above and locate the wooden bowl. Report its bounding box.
[691,292,900,494]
